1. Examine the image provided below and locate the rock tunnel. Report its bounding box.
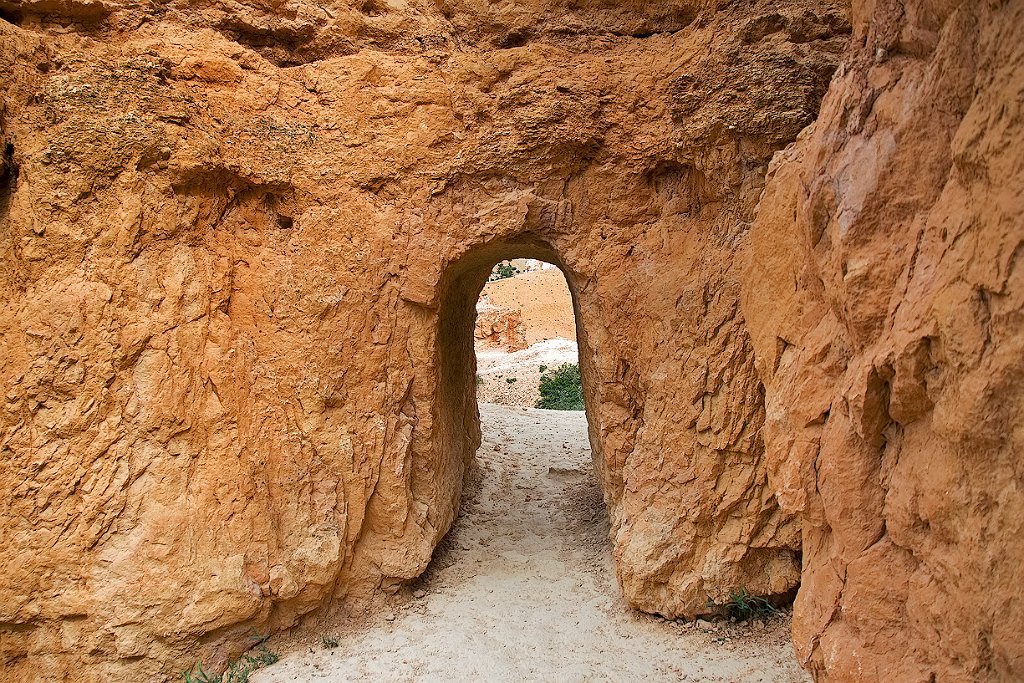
[1,0,1022,681]
[429,226,802,620]
[434,235,594,531]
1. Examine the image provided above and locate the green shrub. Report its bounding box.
[489,261,517,281]
[535,363,584,410]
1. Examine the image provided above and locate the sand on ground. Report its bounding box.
[480,269,576,345]
[252,404,809,683]
[475,338,579,407]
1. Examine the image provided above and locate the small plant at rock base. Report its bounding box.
[538,364,547,373]
[182,664,219,683]
[321,635,339,650]
[182,646,280,683]
[535,363,584,411]
[707,588,778,622]
[506,377,517,384]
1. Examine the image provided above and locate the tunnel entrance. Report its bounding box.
[431,236,601,537]
[411,241,634,662]
[375,240,808,679]
[425,233,615,559]
[432,234,603,528]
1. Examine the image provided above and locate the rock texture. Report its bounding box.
[0,1,848,677]
[743,1,1024,680]
[3,0,1019,681]
[0,1,850,677]
[479,267,578,345]
[473,300,526,352]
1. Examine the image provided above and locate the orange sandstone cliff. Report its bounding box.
[744,1,1024,679]
[0,0,1020,680]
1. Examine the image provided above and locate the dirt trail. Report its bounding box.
[254,405,809,683]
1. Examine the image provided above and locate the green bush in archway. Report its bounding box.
[535,363,584,411]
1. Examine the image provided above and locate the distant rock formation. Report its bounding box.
[474,299,527,352]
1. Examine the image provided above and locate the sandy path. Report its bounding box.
[253,405,809,683]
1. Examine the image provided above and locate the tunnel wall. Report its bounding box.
[14,0,1022,681]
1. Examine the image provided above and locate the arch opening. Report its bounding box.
[430,234,606,566]
[416,231,802,636]
[432,236,598,508]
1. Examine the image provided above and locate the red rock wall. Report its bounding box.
[743,0,1024,679]
[0,1,850,678]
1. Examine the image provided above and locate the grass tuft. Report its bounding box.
[182,645,280,683]
[707,588,779,622]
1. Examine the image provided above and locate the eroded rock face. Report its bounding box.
[743,1,1024,680]
[0,1,848,677]
[473,300,526,352]
[8,0,1014,681]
